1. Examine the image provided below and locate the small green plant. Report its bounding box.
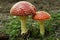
[5,16,21,40]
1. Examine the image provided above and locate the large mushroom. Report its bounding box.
[33,11,51,36]
[10,1,36,35]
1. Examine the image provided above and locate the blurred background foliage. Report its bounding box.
[0,0,60,40]
[2,11,60,40]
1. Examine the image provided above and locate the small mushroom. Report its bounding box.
[10,1,36,35]
[33,11,51,36]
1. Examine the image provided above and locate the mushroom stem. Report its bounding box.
[38,21,45,36]
[20,16,28,35]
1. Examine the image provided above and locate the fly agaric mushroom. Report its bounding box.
[33,11,51,36]
[10,1,36,35]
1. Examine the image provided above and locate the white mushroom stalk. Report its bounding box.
[20,16,28,34]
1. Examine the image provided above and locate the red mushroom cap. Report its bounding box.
[10,1,36,16]
[33,11,51,21]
